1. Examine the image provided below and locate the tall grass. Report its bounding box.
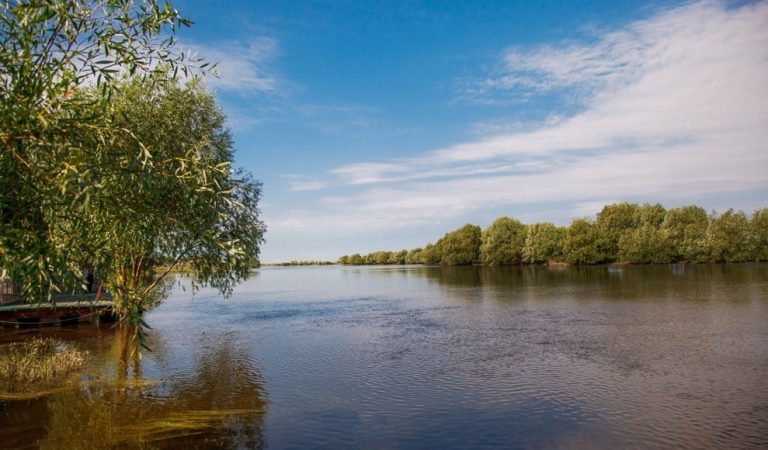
[0,338,88,393]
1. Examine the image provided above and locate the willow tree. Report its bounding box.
[523,222,564,264]
[704,209,750,263]
[564,218,605,265]
[595,203,641,261]
[58,76,266,334]
[480,217,526,265]
[1,0,201,300]
[751,208,768,261]
[661,205,708,261]
[435,224,481,266]
[618,224,671,263]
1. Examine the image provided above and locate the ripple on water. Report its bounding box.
[3,265,768,449]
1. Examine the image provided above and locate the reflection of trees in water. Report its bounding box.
[410,264,766,304]
[40,328,267,450]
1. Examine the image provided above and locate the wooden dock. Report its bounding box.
[0,295,114,327]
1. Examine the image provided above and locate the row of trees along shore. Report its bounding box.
[339,204,768,266]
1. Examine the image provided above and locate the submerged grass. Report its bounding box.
[0,337,88,394]
[41,389,266,450]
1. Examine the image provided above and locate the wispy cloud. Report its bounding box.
[284,1,768,234]
[283,175,329,192]
[295,104,379,134]
[187,37,281,95]
[187,38,382,134]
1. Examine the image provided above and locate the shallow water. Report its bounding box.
[1,264,767,449]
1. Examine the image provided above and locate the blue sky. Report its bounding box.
[173,0,768,262]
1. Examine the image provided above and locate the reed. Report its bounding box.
[0,338,88,393]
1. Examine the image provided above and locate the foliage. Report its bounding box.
[618,224,672,263]
[64,77,265,337]
[522,222,564,264]
[704,209,751,262]
[434,224,481,265]
[370,251,394,264]
[1,1,265,349]
[0,338,87,393]
[595,202,642,260]
[347,254,363,265]
[421,243,441,265]
[661,205,708,261]
[564,218,606,264]
[750,208,768,261]
[338,203,768,267]
[1,0,202,302]
[404,248,423,264]
[637,203,667,227]
[480,217,526,265]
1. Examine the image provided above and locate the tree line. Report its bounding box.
[339,204,768,266]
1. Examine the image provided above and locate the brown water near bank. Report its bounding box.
[1,263,767,449]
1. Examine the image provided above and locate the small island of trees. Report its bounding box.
[339,203,768,266]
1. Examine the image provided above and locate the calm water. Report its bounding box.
[1,264,767,449]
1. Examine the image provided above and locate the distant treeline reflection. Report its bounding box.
[264,261,335,267]
[339,203,768,266]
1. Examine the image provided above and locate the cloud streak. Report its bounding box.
[322,0,767,196]
[188,37,281,95]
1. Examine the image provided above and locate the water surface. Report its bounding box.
[1,264,767,449]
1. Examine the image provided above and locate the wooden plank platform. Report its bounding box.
[0,295,114,327]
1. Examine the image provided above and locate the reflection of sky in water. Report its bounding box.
[2,264,767,448]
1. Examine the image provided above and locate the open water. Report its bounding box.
[1,264,767,449]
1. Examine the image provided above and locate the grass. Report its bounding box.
[0,337,88,394]
[40,390,266,450]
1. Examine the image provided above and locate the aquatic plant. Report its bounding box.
[0,338,88,394]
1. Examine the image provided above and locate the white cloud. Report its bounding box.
[262,1,768,260]
[328,1,768,190]
[289,180,329,192]
[283,175,329,192]
[187,37,280,94]
[330,162,411,185]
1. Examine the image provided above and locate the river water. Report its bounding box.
[1,264,767,449]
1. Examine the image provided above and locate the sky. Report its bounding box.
[172,0,768,262]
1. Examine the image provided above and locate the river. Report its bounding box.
[1,264,767,449]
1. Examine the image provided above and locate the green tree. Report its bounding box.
[704,209,751,262]
[595,202,641,261]
[405,248,423,264]
[637,203,666,227]
[57,77,266,335]
[750,208,768,261]
[348,254,363,265]
[618,224,671,263]
[523,222,565,264]
[564,218,605,264]
[1,0,201,300]
[435,224,481,265]
[421,243,441,265]
[371,251,392,264]
[661,205,708,261]
[392,250,408,264]
[480,217,527,265]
